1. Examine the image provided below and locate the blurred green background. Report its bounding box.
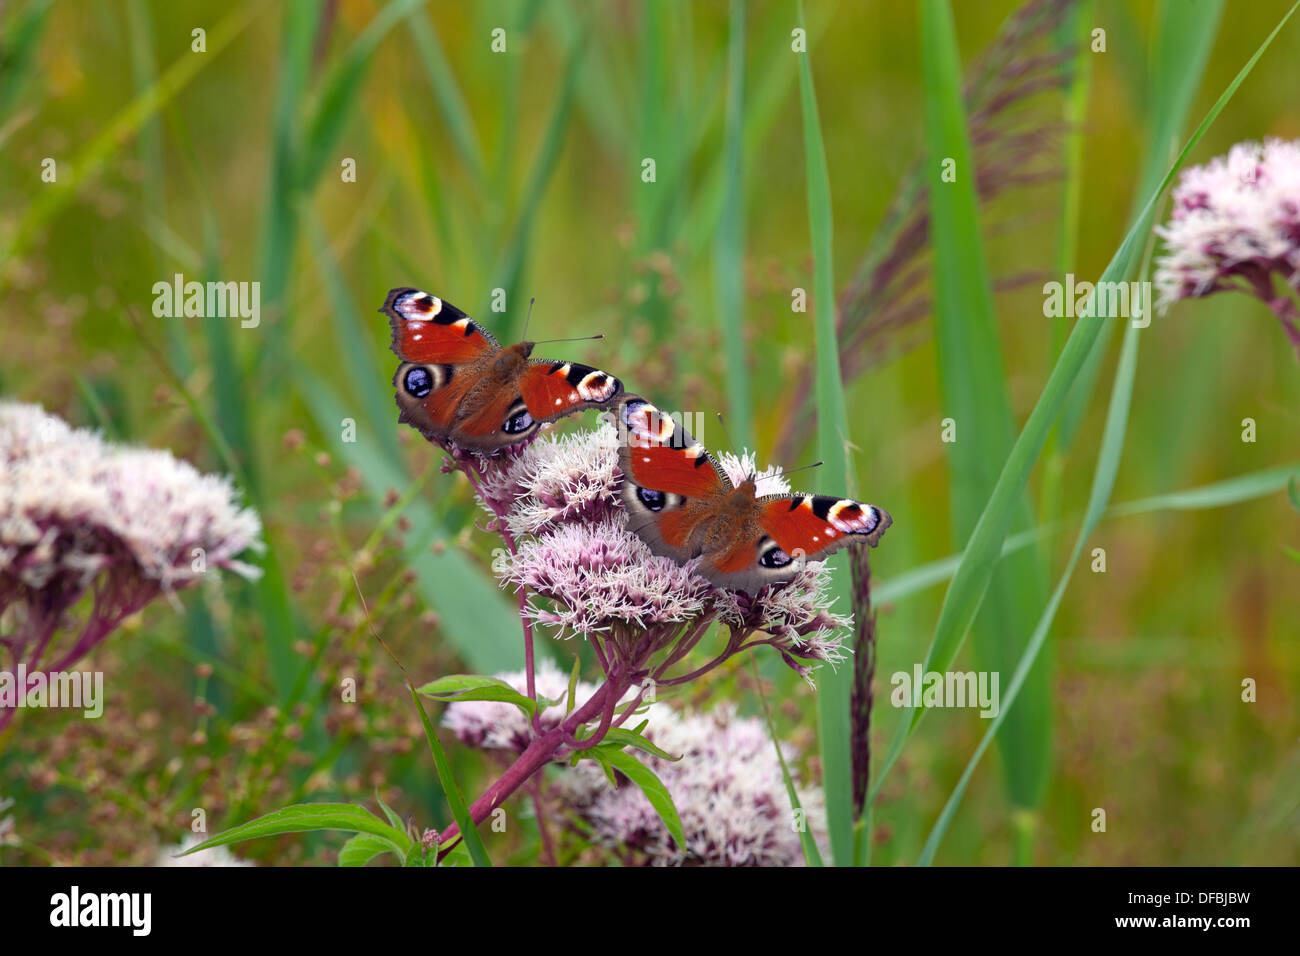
[1,0,1297,865]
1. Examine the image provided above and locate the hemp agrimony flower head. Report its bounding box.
[1154,138,1300,357]
[561,703,826,867]
[442,660,608,756]
[487,421,851,688]
[0,402,262,727]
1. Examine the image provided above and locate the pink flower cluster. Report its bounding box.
[560,703,826,867]
[1155,138,1300,355]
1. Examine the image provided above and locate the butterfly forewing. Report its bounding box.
[383,288,498,365]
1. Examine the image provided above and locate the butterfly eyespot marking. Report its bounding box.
[758,543,794,568]
[576,370,617,403]
[394,290,443,320]
[636,486,668,512]
[621,400,676,447]
[403,366,435,398]
[826,499,877,534]
[503,406,535,435]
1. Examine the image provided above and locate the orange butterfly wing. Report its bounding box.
[617,399,727,499]
[757,495,891,561]
[383,288,497,365]
[519,360,623,424]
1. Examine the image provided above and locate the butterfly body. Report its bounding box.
[616,396,891,594]
[383,287,623,452]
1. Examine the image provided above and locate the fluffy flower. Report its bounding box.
[0,402,263,593]
[154,834,254,867]
[561,704,826,867]
[476,425,622,537]
[1154,138,1300,354]
[494,519,715,633]
[716,450,791,497]
[0,403,262,728]
[442,660,607,755]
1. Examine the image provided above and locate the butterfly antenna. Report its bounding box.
[520,297,536,341]
[714,412,736,452]
[777,460,825,482]
[530,333,605,346]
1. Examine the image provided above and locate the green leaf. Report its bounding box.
[566,656,582,714]
[602,749,687,851]
[416,674,538,717]
[597,728,680,762]
[181,803,412,858]
[437,842,472,868]
[375,790,404,832]
[339,833,401,867]
[408,687,493,867]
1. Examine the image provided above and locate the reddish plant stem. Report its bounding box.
[436,672,632,859]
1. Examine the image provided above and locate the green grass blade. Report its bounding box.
[255,0,319,387]
[919,0,1051,825]
[1058,0,1224,455]
[681,5,833,257]
[298,0,424,190]
[869,0,1300,806]
[1038,0,1094,527]
[875,462,1300,605]
[715,0,752,450]
[0,0,263,276]
[918,317,1140,865]
[796,0,854,866]
[407,8,488,188]
[0,0,51,119]
[305,212,401,463]
[487,27,583,341]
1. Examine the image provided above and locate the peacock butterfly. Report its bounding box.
[612,395,891,594]
[383,287,624,452]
